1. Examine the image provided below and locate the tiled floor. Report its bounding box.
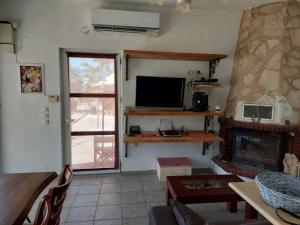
[28,172,249,225]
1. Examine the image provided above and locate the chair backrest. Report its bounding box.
[58,164,73,186]
[48,164,73,225]
[32,195,51,225]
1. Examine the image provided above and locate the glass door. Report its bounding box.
[67,52,118,171]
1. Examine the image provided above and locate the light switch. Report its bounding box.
[48,96,59,103]
[41,107,49,125]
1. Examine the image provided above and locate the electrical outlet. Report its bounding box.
[187,70,201,75]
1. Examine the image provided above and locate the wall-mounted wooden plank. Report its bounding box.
[124,131,223,144]
[124,50,227,61]
[124,108,224,116]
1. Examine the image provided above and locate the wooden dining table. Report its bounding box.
[229,182,289,225]
[0,172,57,225]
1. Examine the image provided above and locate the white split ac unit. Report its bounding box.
[0,22,14,53]
[91,9,160,36]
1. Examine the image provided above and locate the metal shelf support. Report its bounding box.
[209,59,220,79]
[202,115,214,155]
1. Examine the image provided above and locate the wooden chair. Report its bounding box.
[24,195,51,225]
[47,164,73,225]
[26,165,73,225]
[94,136,115,164]
[58,164,73,186]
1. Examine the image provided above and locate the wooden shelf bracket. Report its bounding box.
[209,59,221,79]
[202,115,215,155]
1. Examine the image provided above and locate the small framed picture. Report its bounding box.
[19,64,44,94]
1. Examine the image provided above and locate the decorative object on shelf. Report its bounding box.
[255,172,300,212]
[152,0,192,13]
[129,125,141,136]
[283,153,299,177]
[19,64,44,94]
[215,106,221,111]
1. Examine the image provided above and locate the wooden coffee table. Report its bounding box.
[166,174,243,213]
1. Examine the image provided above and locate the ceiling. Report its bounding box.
[95,0,281,11]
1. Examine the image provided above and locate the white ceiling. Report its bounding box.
[95,0,281,11]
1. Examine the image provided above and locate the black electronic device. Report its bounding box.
[161,130,182,137]
[129,125,141,136]
[193,78,219,84]
[135,76,185,109]
[192,92,208,112]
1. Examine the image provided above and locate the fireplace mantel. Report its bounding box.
[218,117,300,133]
[214,117,300,178]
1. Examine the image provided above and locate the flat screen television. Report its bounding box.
[135,76,185,109]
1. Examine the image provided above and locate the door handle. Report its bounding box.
[66,119,75,128]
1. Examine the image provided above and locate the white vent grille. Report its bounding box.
[242,104,274,120]
[93,25,158,34]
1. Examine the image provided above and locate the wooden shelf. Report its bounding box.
[123,49,228,156]
[124,108,224,116]
[124,50,227,62]
[124,131,223,144]
[193,83,224,89]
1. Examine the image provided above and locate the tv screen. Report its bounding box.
[135,76,185,108]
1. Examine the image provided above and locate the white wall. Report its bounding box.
[0,0,241,173]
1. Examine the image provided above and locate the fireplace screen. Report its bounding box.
[232,130,285,170]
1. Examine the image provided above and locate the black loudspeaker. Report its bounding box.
[192,92,208,112]
[129,125,141,136]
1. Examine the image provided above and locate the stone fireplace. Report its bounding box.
[215,1,300,178]
[226,1,300,124]
[213,117,300,178]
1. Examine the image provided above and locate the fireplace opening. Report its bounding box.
[231,130,287,171]
[214,117,300,178]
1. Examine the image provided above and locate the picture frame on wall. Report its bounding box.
[19,64,45,94]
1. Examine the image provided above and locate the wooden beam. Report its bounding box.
[124,50,227,62]
[124,131,223,144]
[124,108,224,116]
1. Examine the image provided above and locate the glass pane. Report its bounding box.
[72,135,115,170]
[69,57,115,94]
[71,98,115,132]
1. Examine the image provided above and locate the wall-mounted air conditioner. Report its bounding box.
[0,22,14,53]
[91,9,160,36]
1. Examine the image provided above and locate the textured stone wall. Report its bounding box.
[226,0,300,124]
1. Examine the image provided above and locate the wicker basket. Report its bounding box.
[255,172,300,212]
